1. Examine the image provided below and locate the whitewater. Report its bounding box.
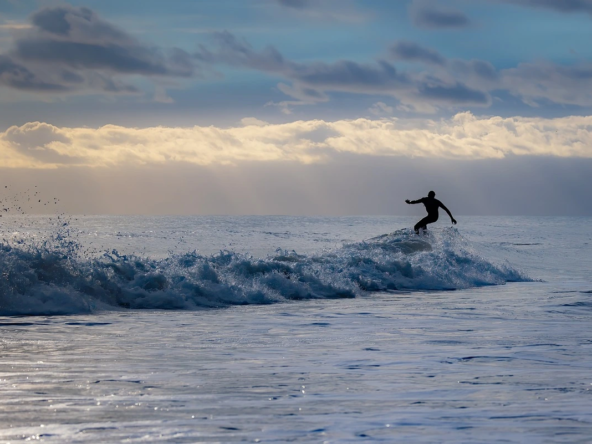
[0,215,591,442]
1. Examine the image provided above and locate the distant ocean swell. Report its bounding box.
[0,228,529,316]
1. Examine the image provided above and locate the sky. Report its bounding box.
[0,0,591,215]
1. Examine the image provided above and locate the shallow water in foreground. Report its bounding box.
[0,216,591,442]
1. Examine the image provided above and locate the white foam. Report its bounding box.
[0,227,529,316]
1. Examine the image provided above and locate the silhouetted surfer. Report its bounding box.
[406,191,456,234]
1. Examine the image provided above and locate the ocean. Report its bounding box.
[0,215,590,443]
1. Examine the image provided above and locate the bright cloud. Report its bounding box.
[1,113,592,169]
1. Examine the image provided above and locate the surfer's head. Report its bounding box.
[428,191,436,198]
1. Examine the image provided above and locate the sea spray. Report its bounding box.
[0,226,529,316]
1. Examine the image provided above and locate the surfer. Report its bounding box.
[405,191,457,234]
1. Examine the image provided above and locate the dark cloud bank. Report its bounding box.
[0,5,198,95]
[409,1,471,29]
[2,3,592,112]
[195,31,490,111]
[389,41,447,66]
[195,30,592,111]
[500,0,592,14]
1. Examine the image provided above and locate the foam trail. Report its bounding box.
[0,228,529,316]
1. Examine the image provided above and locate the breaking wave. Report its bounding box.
[0,227,529,316]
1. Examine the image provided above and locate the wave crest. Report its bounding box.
[0,228,528,316]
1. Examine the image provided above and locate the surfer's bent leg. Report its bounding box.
[414,215,438,233]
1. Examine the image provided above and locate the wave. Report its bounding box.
[0,227,529,316]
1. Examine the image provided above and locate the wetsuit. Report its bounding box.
[406,194,456,233]
[414,197,443,232]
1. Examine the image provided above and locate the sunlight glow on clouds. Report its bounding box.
[1,113,591,169]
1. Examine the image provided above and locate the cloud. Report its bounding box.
[369,102,394,116]
[2,4,591,114]
[197,31,490,112]
[241,117,269,126]
[409,0,471,29]
[0,54,68,91]
[16,7,194,76]
[272,0,372,22]
[0,5,200,96]
[500,60,592,106]
[4,121,70,148]
[2,121,79,163]
[0,22,31,30]
[196,32,592,112]
[451,59,499,84]
[275,0,310,8]
[389,41,447,66]
[418,82,489,104]
[387,41,592,108]
[1,113,591,169]
[499,0,592,14]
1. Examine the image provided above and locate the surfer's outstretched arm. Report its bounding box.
[405,199,421,204]
[439,202,457,224]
